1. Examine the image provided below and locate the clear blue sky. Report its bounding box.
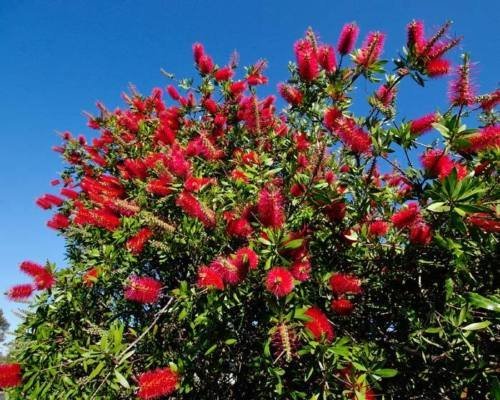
[1,0,498,336]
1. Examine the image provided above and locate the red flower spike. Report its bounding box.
[354,31,385,68]
[420,149,454,179]
[449,60,475,106]
[409,222,433,245]
[83,267,101,287]
[331,298,355,315]
[337,22,359,55]
[426,58,451,77]
[278,84,303,106]
[391,202,421,229]
[368,220,389,237]
[7,284,35,301]
[214,66,234,82]
[234,247,259,270]
[409,113,437,135]
[304,306,334,342]
[329,273,362,296]
[317,45,336,73]
[126,228,154,255]
[197,266,224,290]
[137,367,179,399]
[463,125,500,153]
[266,267,294,297]
[467,213,500,233]
[290,259,311,282]
[47,213,70,230]
[294,39,319,81]
[124,276,162,304]
[0,363,22,389]
[257,187,285,228]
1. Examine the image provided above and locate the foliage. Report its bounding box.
[3,20,499,399]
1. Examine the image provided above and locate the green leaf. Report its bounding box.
[465,293,500,312]
[373,368,398,378]
[281,238,304,250]
[87,361,106,381]
[225,338,237,345]
[204,344,218,355]
[114,370,130,389]
[427,202,450,213]
[462,321,491,331]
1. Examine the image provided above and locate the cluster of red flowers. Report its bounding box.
[137,366,179,399]
[124,276,162,304]
[304,306,335,342]
[406,20,460,77]
[0,363,22,389]
[324,107,372,154]
[391,202,433,245]
[7,261,55,301]
[329,273,362,316]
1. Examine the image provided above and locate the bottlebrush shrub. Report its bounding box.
[4,20,499,399]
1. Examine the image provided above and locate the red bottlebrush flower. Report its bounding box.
[36,194,64,210]
[304,306,335,342]
[409,222,432,245]
[467,212,500,233]
[234,247,259,270]
[74,207,121,231]
[480,89,500,111]
[197,266,224,290]
[19,261,45,277]
[290,259,311,282]
[184,176,215,192]
[339,125,372,154]
[449,60,475,106]
[426,58,451,77]
[323,200,346,223]
[257,187,285,228]
[192,42,204,64]
[420,149,454,179]
[278,83,303,106]
[464,125,500,153]
[137,367,179,399]
[290,183,306,197]
[47,213,70,230]
[247,60,268,86]
[146,176,172,197]
[126,228,154,255]
[391,202,421,229]
[407,20,426,54]
[229,80,247,97]
[7,284,35,301]
[294,39,319,81]
[198,54,214,75]
[271,323,299,363]
[202,97,218,114]
[214,66,234,82]
[409,113,437,135]
[0,363,22,388]
[368,220,389,237]
[331,298,354,315]
[60,188,79,199]
[337,22,359,55]
[317,45,336,73]
[237,95,276,134]
[354,31,385,67]
[266,267,294,297]
[176,191,215,228]
[124,276,162,304]
[329,273,362,296]
[166,85,181,101]
[375,84,396,107]
[230,168,249,183]
[83,267,101,287]
[323,107,343,131]
[224,210,253,238]
[211,257,247,285]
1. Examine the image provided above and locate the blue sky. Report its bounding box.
[0,0,498,337]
